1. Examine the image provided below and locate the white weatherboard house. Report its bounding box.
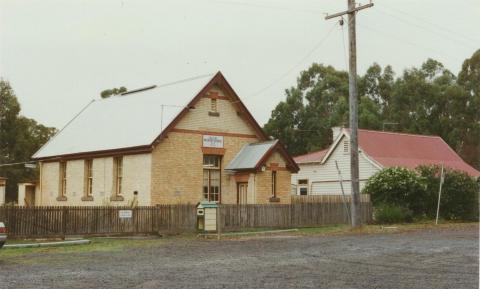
[291,127,480,196]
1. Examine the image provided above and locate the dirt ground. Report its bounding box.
[0,224,478,289]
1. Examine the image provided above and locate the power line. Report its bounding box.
[210,0,325,15]
[357,22,463,63]
[154,73,214,89]
[373,7,477,50]
[379,2,479,43]
[246,22,338,99]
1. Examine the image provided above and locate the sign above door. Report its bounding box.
[203,135,224,148]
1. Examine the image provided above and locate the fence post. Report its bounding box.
[134,207,138,234]
[62,207,67,240]
[217,205,221,240]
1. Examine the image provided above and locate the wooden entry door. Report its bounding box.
[237,182,248,204]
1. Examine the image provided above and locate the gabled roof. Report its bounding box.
[32,72,268,160]
[226,140,299,172]
[357,129,480,177]
[295,128,480,177]
[293,148,329,164]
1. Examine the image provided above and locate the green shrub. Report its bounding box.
[374,204,413,224]
[362,167,426,215]
[364,165,479,222]
[416,165,479,221]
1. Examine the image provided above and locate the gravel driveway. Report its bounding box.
[0,225,478,289]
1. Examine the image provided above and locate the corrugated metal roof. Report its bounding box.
[357,129,480,177]
[293,148,328,164]
[225,140,278,170]
[294,129,480,177]
[33,74,214,159]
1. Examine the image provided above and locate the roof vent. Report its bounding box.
[121,85,157,96]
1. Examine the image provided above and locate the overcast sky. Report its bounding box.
[1,0,478,130]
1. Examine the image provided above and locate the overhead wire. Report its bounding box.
[210,0,324,15]
[357,22,463,63]
[373,6,477,50]
[246,22,339,99]
[378,2,478,44]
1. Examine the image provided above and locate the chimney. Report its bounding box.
[332,127,343,141]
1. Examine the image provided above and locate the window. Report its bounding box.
[272,171,277,198]
[113,156,123,196]
[203,155,221,202]
[59,161,67,198]
[298,179,308,195]
[208,99,219,116]
[210,98,217,112]
[84,159,93,197]
[298,179,308,185]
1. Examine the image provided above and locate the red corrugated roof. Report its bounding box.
[357,129,480,177]
[293,129,480,177]
[294,148,329,164]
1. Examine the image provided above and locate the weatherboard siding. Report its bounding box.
[291,135,380,195]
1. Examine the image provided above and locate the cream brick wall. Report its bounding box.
[38,154,151,206]
[37,87,294,206]
[175,87,257,135]
[151,132,258,204]
[254,152,292,204]
[151,87,261,204]
[92,157,113,204]
[39,161,60,205]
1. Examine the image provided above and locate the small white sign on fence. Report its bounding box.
[119,210,133,219]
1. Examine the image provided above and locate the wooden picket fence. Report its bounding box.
[0,205,197,238]
[219,202,372,230]
[0,199,372,238]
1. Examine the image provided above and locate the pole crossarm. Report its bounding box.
[325,3,374,20]
[324,0,373,227]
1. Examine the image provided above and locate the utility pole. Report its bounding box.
[326,1,373,228]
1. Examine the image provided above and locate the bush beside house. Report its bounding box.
[363,166,479,223]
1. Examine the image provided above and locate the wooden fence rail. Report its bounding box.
[0,201,372,238]
[291,194,371,204]
[218,202,372,231]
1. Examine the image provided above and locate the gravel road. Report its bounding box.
[0,225,478,289]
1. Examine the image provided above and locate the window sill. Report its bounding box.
[269,197,280,203]
[110,195,124,202]
[81,196,94,201]
[56,196,67,202]
[208,111,220,117]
